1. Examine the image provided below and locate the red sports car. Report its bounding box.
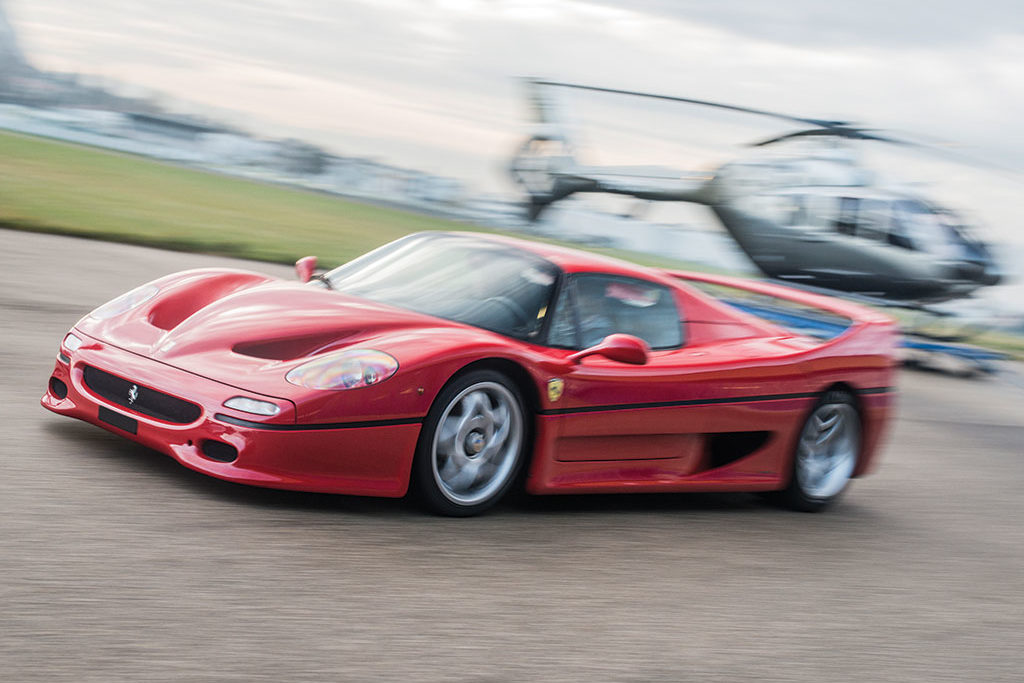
[43,232,897,515]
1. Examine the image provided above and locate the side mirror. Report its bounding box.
[569,333,649,365]
[295,256,317,283]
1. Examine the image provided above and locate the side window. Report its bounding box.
[547,274,683,350]
[546,280,578,348]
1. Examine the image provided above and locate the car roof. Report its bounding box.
[447,231,667,281]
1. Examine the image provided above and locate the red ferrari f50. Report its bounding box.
[43,232,897,515]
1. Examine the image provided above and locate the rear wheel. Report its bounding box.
[413,370,527,516]
[780,390,860,512]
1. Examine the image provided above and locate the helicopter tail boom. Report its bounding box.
[509,78,714,219]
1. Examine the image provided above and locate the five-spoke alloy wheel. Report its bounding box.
[781,389,861,512]
[414,370,527,516]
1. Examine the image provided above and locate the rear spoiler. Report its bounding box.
[661,270,896,340]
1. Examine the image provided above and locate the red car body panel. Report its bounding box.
[42,233,898,500]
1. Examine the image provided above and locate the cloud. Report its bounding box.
[580,0,1024,48]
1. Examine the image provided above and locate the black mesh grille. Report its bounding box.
[82,365,202,424]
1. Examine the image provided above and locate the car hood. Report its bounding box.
[76,276,468,397]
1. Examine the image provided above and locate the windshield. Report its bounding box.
[892,200,959,257]
[325,233,560,341]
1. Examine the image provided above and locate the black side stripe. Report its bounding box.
[537,387,893,416]
[214,413,423,431]
[216,387,894,427]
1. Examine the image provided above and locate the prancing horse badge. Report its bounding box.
[546,378,564,403]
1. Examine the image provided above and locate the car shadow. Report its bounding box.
[43,419,830,519]
[42,419,408,516]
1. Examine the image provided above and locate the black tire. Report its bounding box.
[412,369,528,516]
[779,389,861,512]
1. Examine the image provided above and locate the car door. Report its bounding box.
[547,272,710,466]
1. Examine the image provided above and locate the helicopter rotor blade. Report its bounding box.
[529,79,936,150]
[748,128,917,147]
[528,79,853,132]
[528,78,1022,180]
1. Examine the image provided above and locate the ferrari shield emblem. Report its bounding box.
[546,378,564,403]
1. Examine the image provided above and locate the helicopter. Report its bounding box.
[509,79,1003,306]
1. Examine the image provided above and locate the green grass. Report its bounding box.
[0,129,717,272]
[970,331,1024,360]
[0,130,493,267]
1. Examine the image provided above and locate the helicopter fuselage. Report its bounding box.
[706,156,1001,302]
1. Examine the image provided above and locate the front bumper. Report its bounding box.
[42,338,420,497]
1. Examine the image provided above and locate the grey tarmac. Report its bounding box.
[2,229,1022,682]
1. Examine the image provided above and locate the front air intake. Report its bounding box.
[49,376,68,400]
[82,365,201,424]
[201,440,238,463]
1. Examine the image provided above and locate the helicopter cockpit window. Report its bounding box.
[887,223,915,250]
[936,211,986,260]
[892,200,957,257]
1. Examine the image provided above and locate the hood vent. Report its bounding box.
[232,330,367,361]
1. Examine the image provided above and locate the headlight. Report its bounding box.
[62,333,83,352]
[223,396,281,416]
[89,284,159,320]
[285,349,399,390]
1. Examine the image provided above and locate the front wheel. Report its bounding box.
[780,390,861,512]
[413,370,527,516]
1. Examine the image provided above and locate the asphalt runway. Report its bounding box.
[3,229,1022,682]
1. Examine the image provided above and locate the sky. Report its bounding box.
[6,0,1023,249]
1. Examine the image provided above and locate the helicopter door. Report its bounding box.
[856,199,890,242]
[836,197,858,235]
